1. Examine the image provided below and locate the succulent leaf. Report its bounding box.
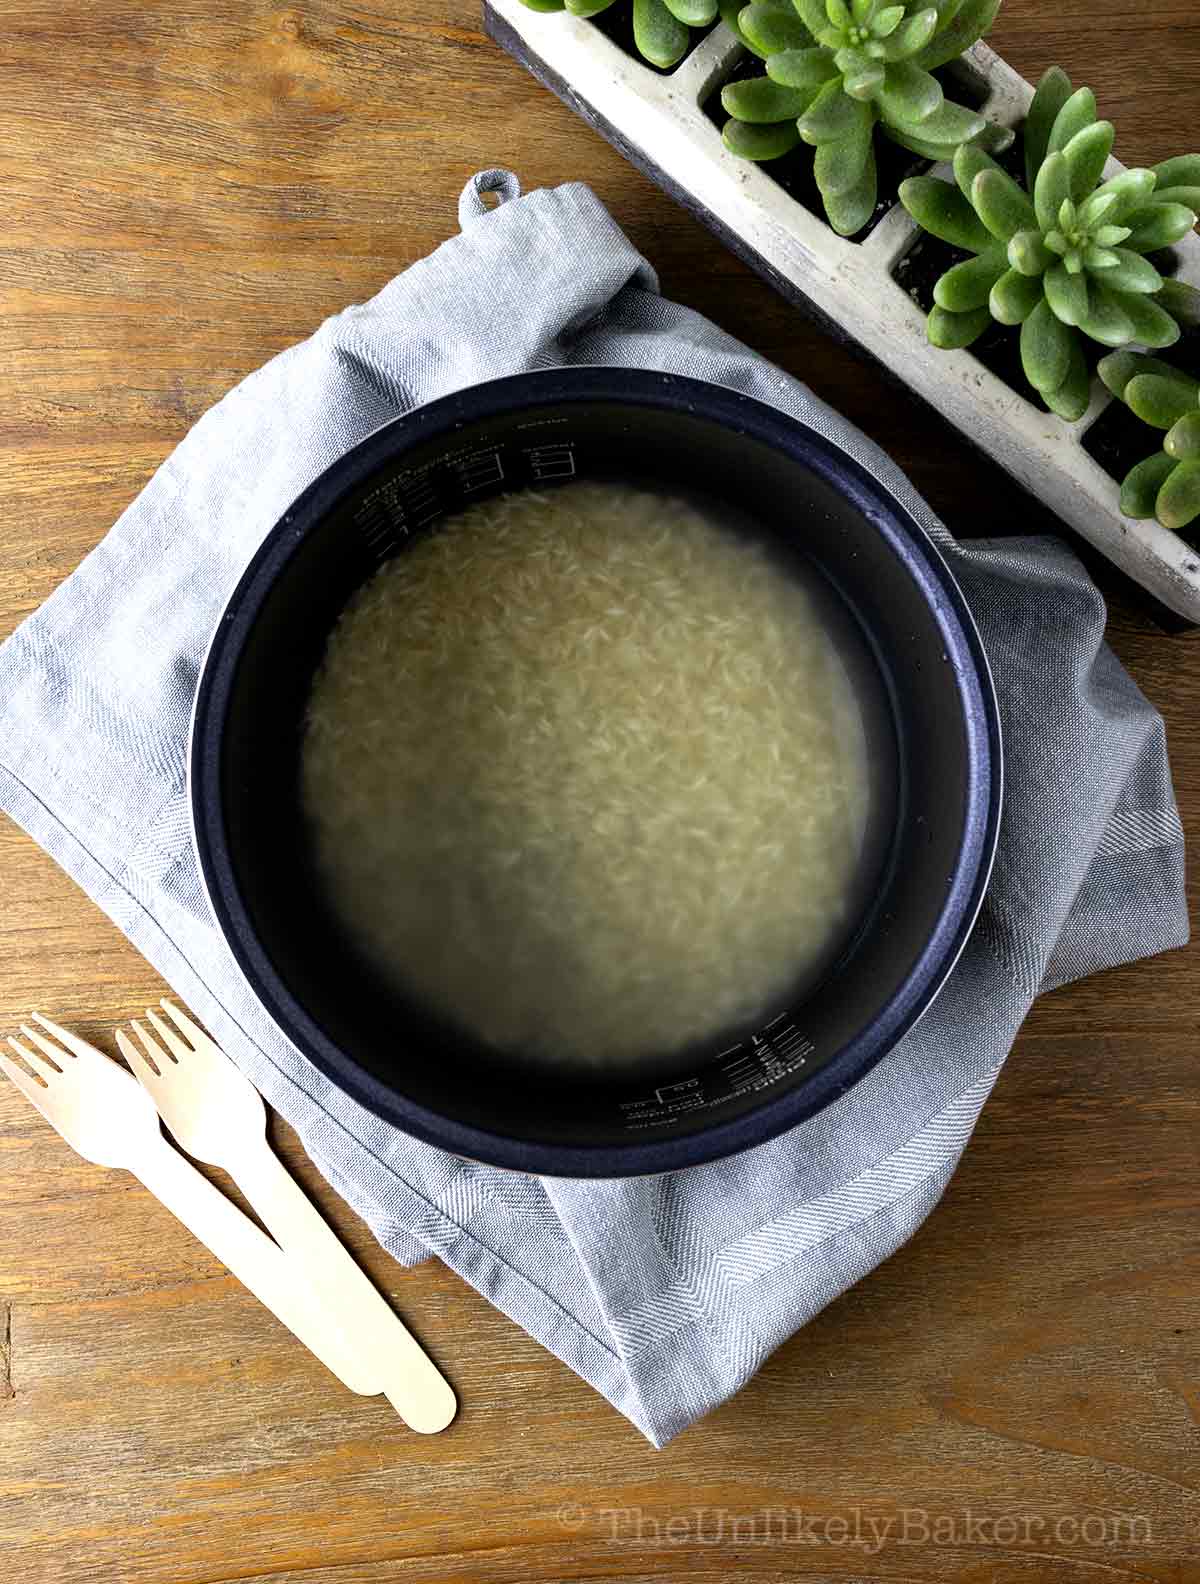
[1046,86,1098,157]
[1127,204,1200,253]
[871,5,907,37]
[971,168,1036,241]
[1020,299,1073,393]
[1156,279,1200,329]
[886,119,1010,163]
[800,77,872,143]
[1099,248,1163,295]
[898,175,993,250]
[1153,154,1200,191]
[1034,151,1072,234]
[1097,350,1188,400]
[1083,245,1119,271]
[565,1,617,15]
[736,1,815,53]
[1119,453,1179,520]
[1062,120,1114,202]
[877,60,943,124]
[795,0,830,34]
[882,8,938,58]
[915,0,1000,71]
[952,140,1003,199]
[896,97,984,143]
[842,59,887,97]
[1124,373,1200,429]
[767,47,837,88]
[1166,411,1200,462]
[1077,286,1135,346]
[717,0,762,52]
[1042,333,1091,421]
[815,109,876,193]
[721,116,804,158]
[633,0,691,65]
[661,0,719,23]
[1006,227,1053,275]
[823,151,879,233]
[1077,189,1118,227]
[1086,168,1157,222]
[933,252,1008,311]
[990,266,1044,324]
[1043,261,1089,324]
[1156,459,1200,530]
[928,303,992,347]
[1118,291,1184,349]
[834,44,873,74]
[1023,66,1073,191]
[1152,185,1200,213]
[1120,453,1177,519]
[722,74,817,120]
[933,0,969,25]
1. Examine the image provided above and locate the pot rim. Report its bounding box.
[190,367,1003,1177]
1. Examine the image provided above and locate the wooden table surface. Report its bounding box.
[2,2,1198,1580]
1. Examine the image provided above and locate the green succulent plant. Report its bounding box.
[719,0,1002,237]
[899,67,1200,419]
[518,0,720,71]
[1097,352,1200,530]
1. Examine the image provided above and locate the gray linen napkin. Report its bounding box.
[0,170,1188,1447]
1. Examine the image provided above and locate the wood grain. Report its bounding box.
[1,2,1198,1582]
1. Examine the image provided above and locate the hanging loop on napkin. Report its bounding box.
[458,168,521,230]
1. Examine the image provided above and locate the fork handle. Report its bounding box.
[232,1142,456,1433]
[130,1135,365,1390]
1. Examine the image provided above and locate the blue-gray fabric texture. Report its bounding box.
[0,171,1188,1446]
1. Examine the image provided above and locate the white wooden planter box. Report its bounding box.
[484,0,1200,624]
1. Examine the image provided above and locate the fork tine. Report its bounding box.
[17,1024,66,1073]
[0,1048,54,1108]
[117,1025,161,1078]
[144,1007,191,1065]
[31,1012,101,1062]
[158,1000,212,1052]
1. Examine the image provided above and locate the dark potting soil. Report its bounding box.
[702,57,988,245]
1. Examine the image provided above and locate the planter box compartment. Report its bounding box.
[484,0,1200,625]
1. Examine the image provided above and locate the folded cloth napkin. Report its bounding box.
[0,169,1188,1446]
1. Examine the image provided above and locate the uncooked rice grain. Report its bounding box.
[302,482,876,1068]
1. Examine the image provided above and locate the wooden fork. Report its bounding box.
[118,1001,456,1435]
[1,1015,369,1391]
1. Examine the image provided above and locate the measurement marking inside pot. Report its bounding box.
[723,1056,757,1078]
[355,475,445,561]
[526,443,577,481]
[454,450,506,493]
[399,474,440,525]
